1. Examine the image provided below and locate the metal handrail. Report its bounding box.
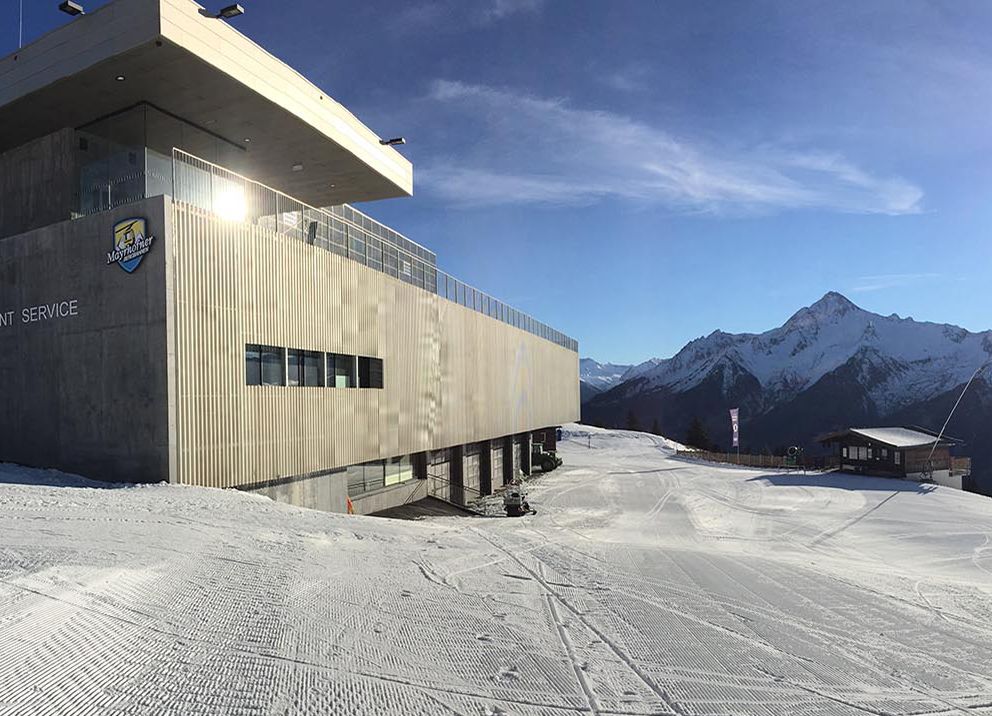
[426,471,483,507]
[170,148,578,352]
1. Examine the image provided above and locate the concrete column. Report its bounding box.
[521,432,533,476]
[479,439,493,496]
[502,436,514,486]
[450,444,465,504]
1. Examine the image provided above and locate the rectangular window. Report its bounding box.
[287,349,323,387]
[287,349,302,387]
[358,356,371,388]
[370,358,383,389]
[347,460,386,496]
[358,357,384,389]
[881,448,888,459]
[260,345,285,386]
[349,227,366,264]
[842,446,848,458]
[894,451,901,465]
[302,350,323,387]
[245,345,262,385]
[327,353,356,388]
[385,456,414,487]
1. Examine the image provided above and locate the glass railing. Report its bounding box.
[170,148,578,352]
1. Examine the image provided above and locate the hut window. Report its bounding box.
[894,451,901,465]
[842,447,848,458]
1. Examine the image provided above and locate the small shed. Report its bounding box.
[818,426,970,488]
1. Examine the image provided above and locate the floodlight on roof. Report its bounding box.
[379,137,406,146]
[215,4,245,19]
[58,1,85,16]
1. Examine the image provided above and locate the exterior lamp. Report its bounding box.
[215,4,245,19]
[379,137,406,146]
[59,1,85,16]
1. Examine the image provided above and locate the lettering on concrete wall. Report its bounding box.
[0,300,79,330]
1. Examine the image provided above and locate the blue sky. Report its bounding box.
[5,0,991,363]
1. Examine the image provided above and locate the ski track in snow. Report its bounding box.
[2,426,992,715]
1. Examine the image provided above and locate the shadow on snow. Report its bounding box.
[747,471,938,494]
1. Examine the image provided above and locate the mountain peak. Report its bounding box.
[810,291,859,315]
[784,291,860,331]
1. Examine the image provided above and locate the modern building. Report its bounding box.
[818,427,971,489]
[0,0,579,514]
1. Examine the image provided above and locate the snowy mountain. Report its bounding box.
[629,292,990,414]
[580,359,634,391]
[620,358,663,382]
[583,292,992,492]
[580,359,635,402]
[580,358,666,403]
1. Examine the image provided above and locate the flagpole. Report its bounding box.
[19,0,24,49]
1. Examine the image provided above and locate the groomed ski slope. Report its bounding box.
[1,426,991,715]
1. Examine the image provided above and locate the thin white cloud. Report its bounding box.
[419,80,924,215]
[486,0,545,21]
[851,273,943,293]
[601,63,652,93]
[388,0,544,34]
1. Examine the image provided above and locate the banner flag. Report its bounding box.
[729,408,740,448]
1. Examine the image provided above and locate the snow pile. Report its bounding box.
[2,425,991,715]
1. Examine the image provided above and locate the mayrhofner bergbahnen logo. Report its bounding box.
[108,218,155,273]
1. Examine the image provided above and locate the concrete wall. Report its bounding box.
[0,128,76,238]
[248,470,351,513]
[169,202,580,496]
[350,479,428,516]
[0,196,170,482]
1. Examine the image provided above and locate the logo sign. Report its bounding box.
[729,408,740,448]
[107,218,155,273]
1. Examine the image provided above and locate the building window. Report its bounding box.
[327,353,356,388]
[358,357,384,389]
[303,350,323,386]
[385,456,414,487]
[287,349,302,387]
[881,448,888,459]
[245,345,262,385]
[245,344,285,386]
[841,446,848,458]
[287,349,324,387]
[347,460,385,496]
[894,451,901,465]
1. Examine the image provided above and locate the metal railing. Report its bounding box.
[426,471,483,509]
[675,449,840,471]
[171,149,578,352]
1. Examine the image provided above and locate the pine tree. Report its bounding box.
[651,417,661,435]
[626,409,640,432]
[685,416,712,451]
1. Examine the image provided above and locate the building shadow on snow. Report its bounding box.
[746,472,938,494]
[0,464,134,490]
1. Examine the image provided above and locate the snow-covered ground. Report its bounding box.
[2,426,991,715]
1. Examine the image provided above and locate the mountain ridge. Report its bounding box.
[582,291,992,493]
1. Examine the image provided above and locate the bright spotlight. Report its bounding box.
[214,187,247,222]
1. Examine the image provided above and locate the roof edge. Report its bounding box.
[157,0,412,198]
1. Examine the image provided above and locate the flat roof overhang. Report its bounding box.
[0,0,412,206]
